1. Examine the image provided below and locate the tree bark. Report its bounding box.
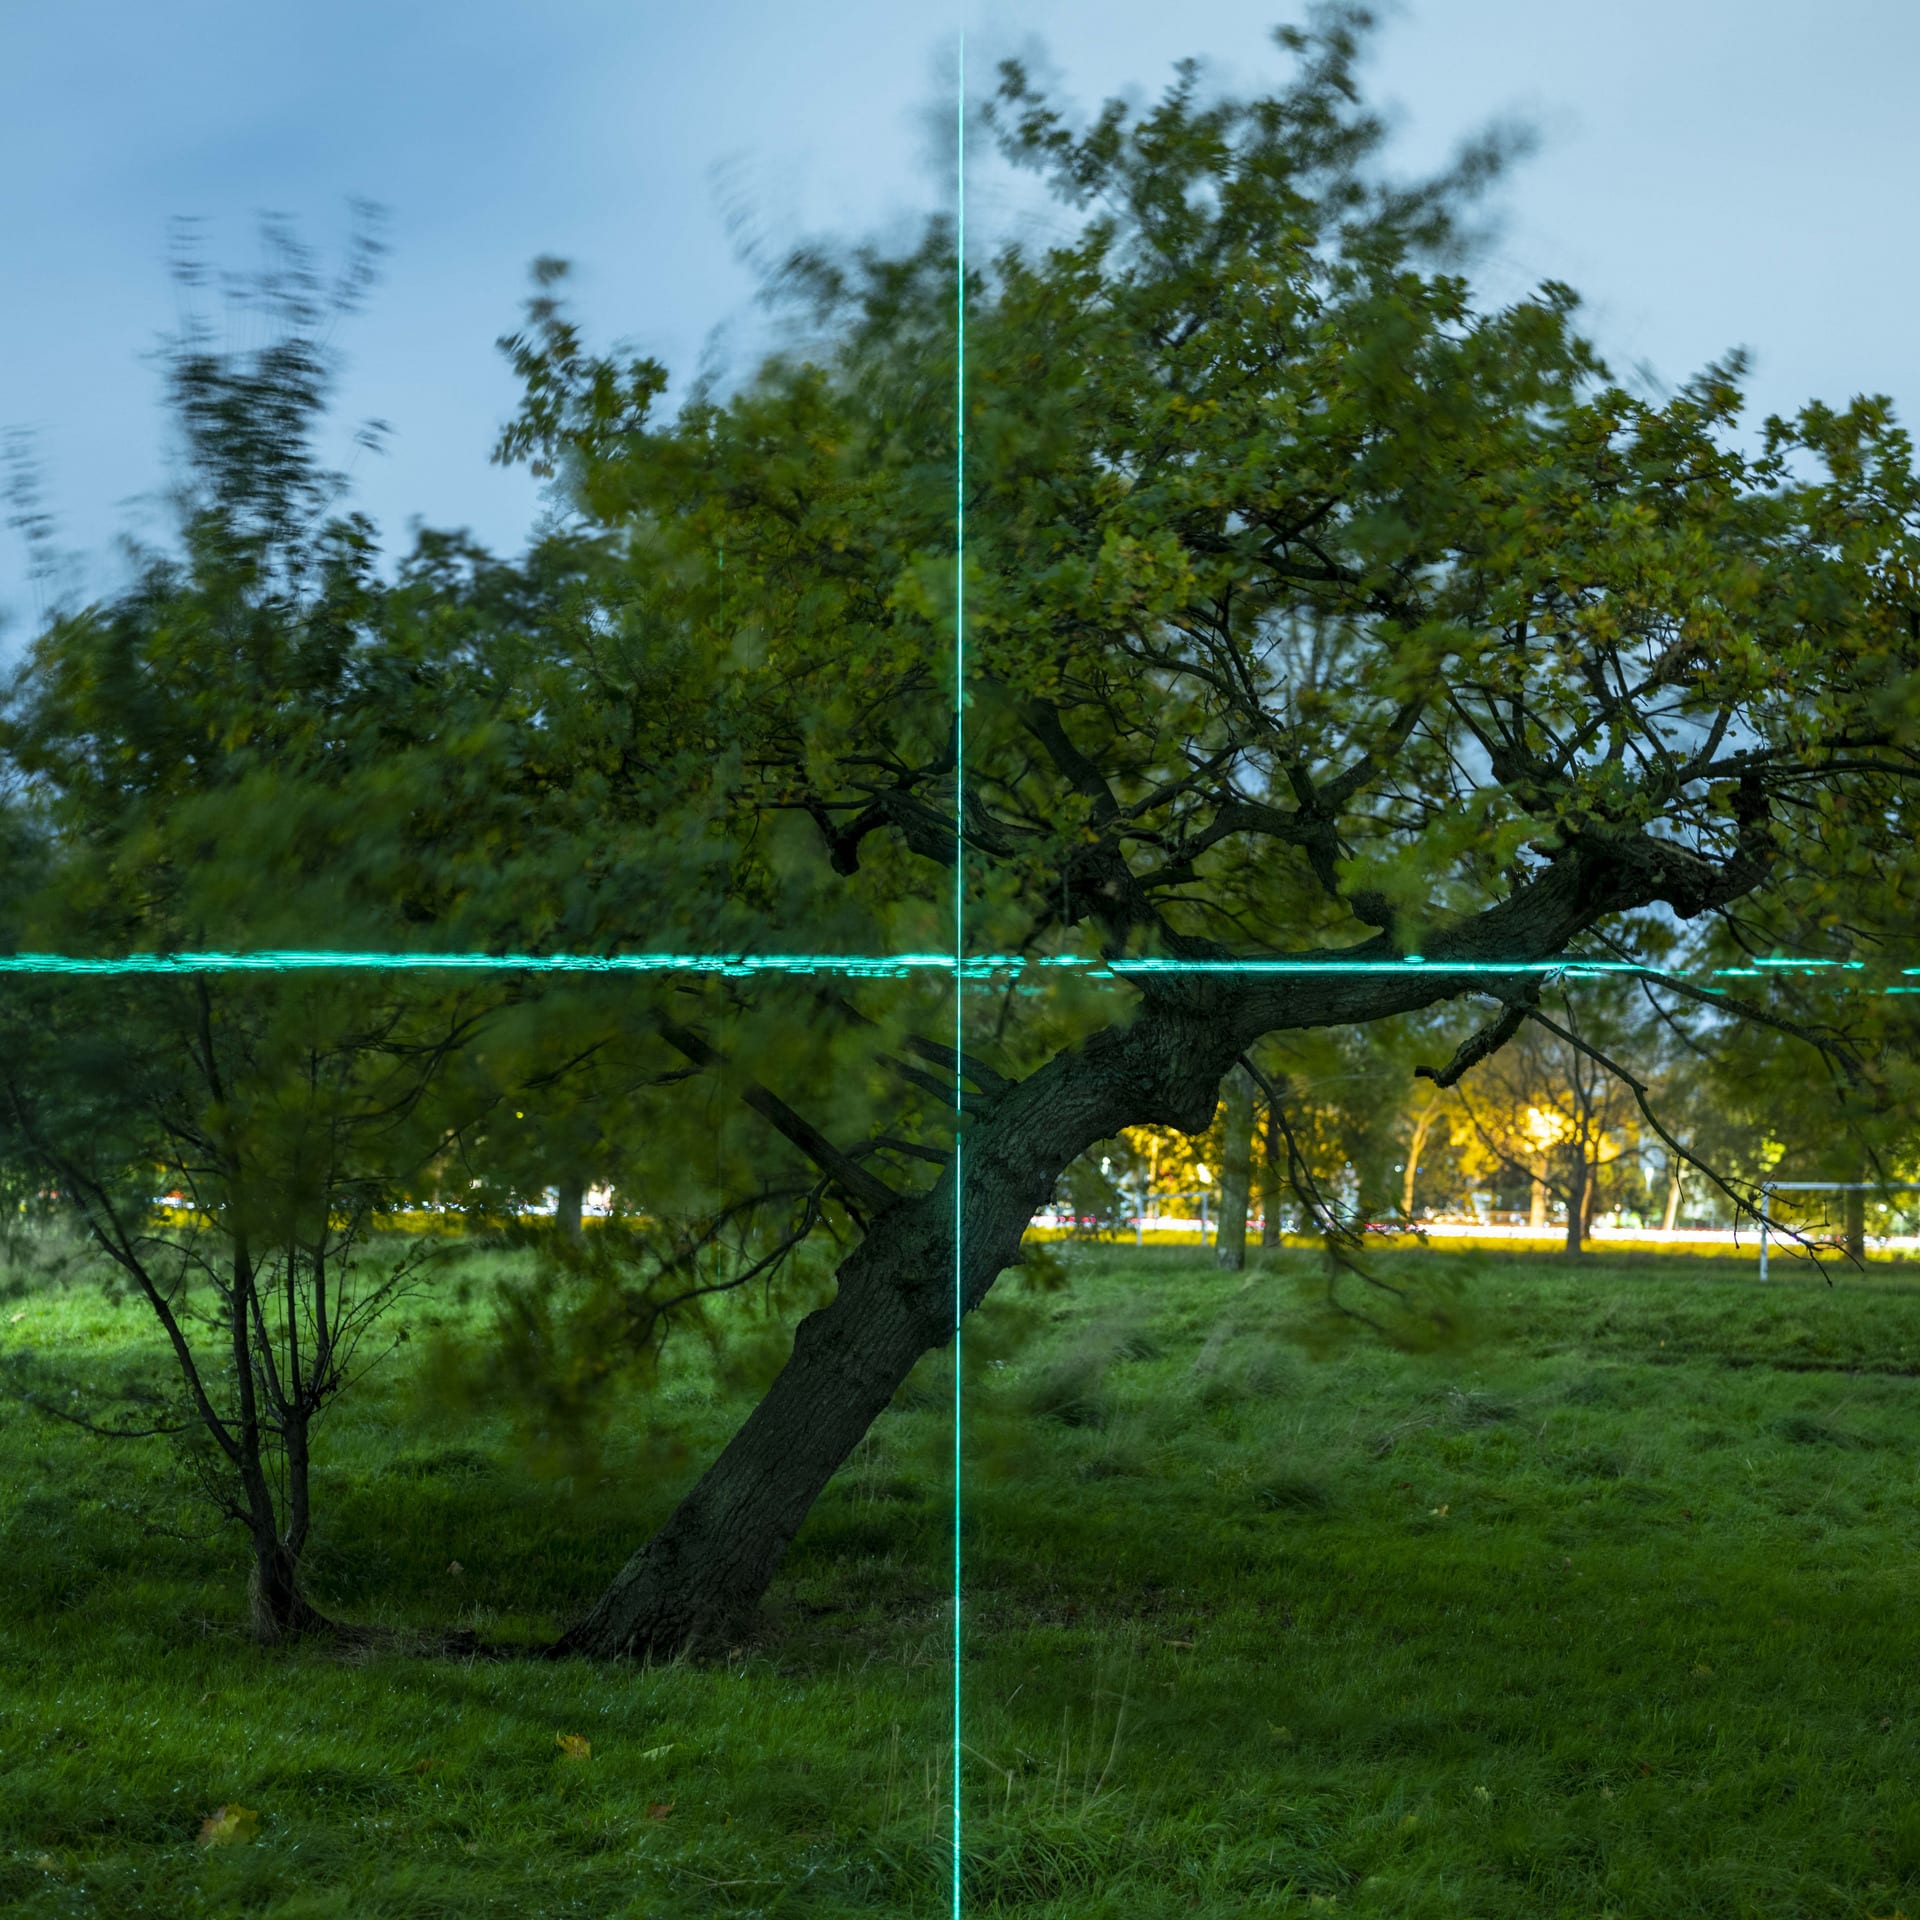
[1662,1162,1684,1231]
[551,1206,952,1660]
[1260,1100,1280,1248]
[555,1171,587,1245]
[552,991,1253,1662]
[1564,1147,1588,1258]
[243,1384,331,1642]
[248,1533,333,1644]
[1529,1153,1550,1232]
[1213,1065,1255,1270]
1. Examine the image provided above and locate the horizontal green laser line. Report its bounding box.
[0,951,957,977]
[0,951,1906,985]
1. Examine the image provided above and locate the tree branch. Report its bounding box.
[1414,981,1541,1088]
[653,1016,901,1219]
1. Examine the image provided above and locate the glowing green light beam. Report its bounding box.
[0,951,1910,985]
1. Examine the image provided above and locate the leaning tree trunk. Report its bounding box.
[550,994,1252,1662]
[551,1204,956,1660]
[1214,1065,1255,1271]
[549,905,1638,1663]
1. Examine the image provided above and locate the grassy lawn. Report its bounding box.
[3,1240,1920,1916]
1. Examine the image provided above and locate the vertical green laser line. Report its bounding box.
[952,28,966,1920]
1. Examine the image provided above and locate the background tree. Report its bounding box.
[1442,978,1640,1254]
[0,208,685,1638]
[1212,1062,1257,1266]
[1692,958,1920,1262]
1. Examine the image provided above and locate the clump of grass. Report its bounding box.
[1446,1386,1516,1426]
[1770,1410,1878,1449]
[1252,1473,1336,1515]
[1019,1351,1114,1429]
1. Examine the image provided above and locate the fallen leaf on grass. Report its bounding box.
[638,1743,675,1762]
[411,1758,436,1775]
[1691,1663,1714,1678]
[447,1561,464,1577]
[556,1733,591,1762]
[8,1311,24,1324]
[199,1805,260,1847]
[647,1801,675,1821]
[1429,1504,1449,1518]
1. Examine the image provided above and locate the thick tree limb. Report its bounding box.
[1019,697,1121,825]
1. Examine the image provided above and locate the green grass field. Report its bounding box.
[3,1240,1920,1918]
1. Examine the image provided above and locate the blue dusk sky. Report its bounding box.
[2,0,1915,651]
